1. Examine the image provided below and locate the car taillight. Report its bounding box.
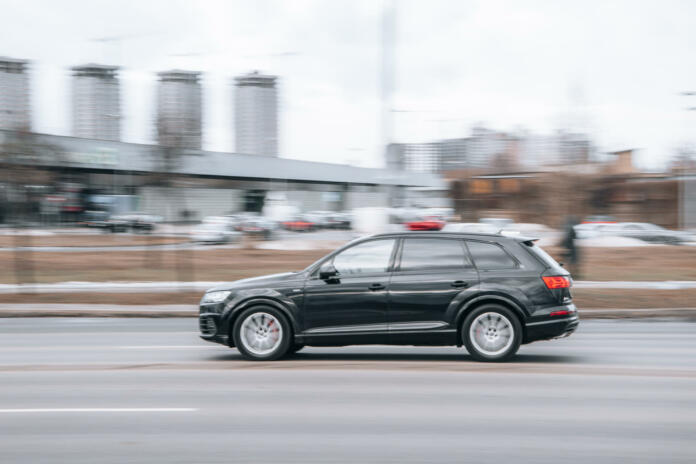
[550,309,572,316]
[542,276,571,289]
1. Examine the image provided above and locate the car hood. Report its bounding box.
[207,272,303,292]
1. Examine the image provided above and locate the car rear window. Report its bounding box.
[523,242,560,268]
[466,241,517,270]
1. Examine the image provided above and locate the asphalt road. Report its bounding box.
[0,318,695,463]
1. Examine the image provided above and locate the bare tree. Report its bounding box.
[148,124,196,285]
[0,130,61,287]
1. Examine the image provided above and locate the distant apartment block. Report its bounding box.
[234,71,278,156]
[0,57,31,131]
[71,64,120,141]
[156,70,202,149]
[390,126,593,173]
[387,143,442,173]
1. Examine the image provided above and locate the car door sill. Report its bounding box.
[303,323,389,335]
[389,321,449,331]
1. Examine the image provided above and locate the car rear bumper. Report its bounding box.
[524,308,579,343]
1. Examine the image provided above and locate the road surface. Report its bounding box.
[0,318,694,463]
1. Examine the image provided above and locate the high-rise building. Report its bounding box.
[0,57,31,131]
[439,138,471,171]
[386,142,442,173]
[156,70,202,149]
[71,64,120,141]
[234,71,278,156]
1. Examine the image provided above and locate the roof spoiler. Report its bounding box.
[498,230,539,244]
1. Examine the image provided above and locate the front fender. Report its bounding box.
[221,288,301,338]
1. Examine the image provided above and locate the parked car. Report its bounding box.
[579,222,696,244]
[192,216,241,244]
[326,212,352,230]
[573,222,609,239]
[478,218,514,230]
[441,223,498,234]
[199,231,578,361]
[405,216,446,231]
[304,211,334,229]
[282,215,316,232]
[82,210,111,229]
[107,212,161,233]
[581,215,617,224]
[237,217,277,240]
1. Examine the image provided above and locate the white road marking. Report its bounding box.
[0,345,223,352]
[118,345,221,349]
[0,408,197,413]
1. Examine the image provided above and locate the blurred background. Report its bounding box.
[0,0,695,308]
[1,1,696,463]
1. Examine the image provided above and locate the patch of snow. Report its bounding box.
[577,236,655,247]
[254,240,343,251]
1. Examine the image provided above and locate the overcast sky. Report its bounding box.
[1,0,695,169]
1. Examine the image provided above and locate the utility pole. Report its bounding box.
[678,91,696,229]
[380,0,396,164]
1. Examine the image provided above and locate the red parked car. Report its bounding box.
[405,216,445,231]
[282,216,316,232]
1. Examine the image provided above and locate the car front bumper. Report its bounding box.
[199,303,230,346]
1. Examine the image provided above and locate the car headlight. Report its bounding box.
[201,290,231,304]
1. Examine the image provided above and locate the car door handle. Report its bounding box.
[451,280,469,288]
[369,283,386,291]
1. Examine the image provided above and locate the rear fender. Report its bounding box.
[454,293,528,334]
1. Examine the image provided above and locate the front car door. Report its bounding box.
[388,237,479,344]
[301,238,397,345]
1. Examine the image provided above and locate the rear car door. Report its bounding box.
[388,237,479,341]
[302,238,397,343]
[465,238,549,309]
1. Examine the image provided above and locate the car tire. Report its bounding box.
[232,306,292,361]
[462,305,522,362]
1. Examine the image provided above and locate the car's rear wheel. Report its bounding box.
[233,306,291,361]
[462,305,521,362]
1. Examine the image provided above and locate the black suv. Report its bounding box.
[199,232,578,361]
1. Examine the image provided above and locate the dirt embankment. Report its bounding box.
[0,234,188,248]
[1,246,695,314]
[2,245,696,284]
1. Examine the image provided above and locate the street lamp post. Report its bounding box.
[679,91,696,229]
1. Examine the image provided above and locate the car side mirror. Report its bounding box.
[319,263,339,281]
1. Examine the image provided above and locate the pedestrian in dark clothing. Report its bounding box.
[561,217,581,278]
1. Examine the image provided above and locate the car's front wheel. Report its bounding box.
[462,305,521,362]
[233,306,292,361]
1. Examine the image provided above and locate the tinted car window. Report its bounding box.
[400,238,471,271]
[332,239,396,275]
[524,242,559,268]
[466,241,516,270]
